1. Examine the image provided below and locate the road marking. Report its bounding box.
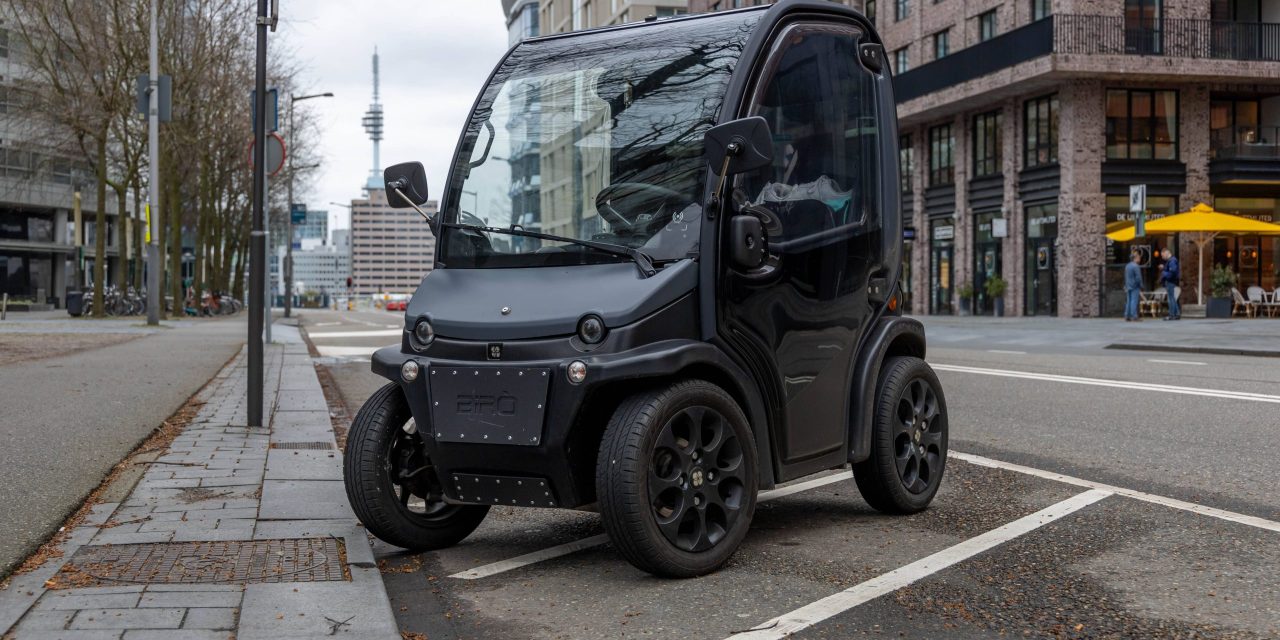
[1147,358,1206,366]
[450,471,854,580]
[306,329,402,338]
[727,489,1112,640]
[933,363,1280,404]
[312,321,342,327]
[986,349,1026,355]
[315,345,383,358]
[953,451,1280,534]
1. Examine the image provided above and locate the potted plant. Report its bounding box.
[1205,265,1236,318]
[984,276,1007,317]
[957,282,974,316]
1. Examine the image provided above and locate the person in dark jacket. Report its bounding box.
[1160,247,1181,320]
[1124,250,1143,321]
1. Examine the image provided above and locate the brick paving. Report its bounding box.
[0,324,398,639]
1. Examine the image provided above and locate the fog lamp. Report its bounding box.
[401,360,420,382]
[567,360,588,384]
[577,315,606,344]
[412,318,435,349]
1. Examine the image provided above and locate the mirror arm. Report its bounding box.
[392,186,434,222]
[709,141,742,221]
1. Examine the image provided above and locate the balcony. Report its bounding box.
[894,15,1280,104]
[1210,126,1280,185]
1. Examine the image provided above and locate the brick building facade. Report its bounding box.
[692,0,1280,317]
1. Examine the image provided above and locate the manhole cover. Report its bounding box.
[270,441,334,450]
[49,538,348,589]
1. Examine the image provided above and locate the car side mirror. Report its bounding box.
[704,116,773,178]
[384,162,429,207]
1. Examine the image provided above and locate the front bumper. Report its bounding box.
[372,338,724,508]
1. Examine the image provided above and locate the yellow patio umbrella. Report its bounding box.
[1105,203,1280,304]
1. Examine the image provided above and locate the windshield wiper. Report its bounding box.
[443,222,657,278]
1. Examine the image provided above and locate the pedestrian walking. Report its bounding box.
[1124,250,1143,322]
[1159,247,1181,321]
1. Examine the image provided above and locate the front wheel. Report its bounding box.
[854,356,948,514]
[344,383,488,550]
[596,380,758,578]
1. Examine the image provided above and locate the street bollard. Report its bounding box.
[1,293,7,320]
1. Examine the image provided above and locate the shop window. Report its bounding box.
[928,124,953,186]
[1106,89,1178,160]
[978,9,997,41]
[1023,94,1058,168]
[972,110,1002,177]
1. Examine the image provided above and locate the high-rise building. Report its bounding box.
[691,0,1280,317]
[350,189,436,295]
[0,14,125,309]
[534,0,688,32]
[294,208,328,246]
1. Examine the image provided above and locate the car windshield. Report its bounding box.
[439,11,762,269]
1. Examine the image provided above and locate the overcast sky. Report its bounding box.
[279,1,510,234]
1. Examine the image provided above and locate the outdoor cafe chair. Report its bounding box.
[1232,287,1257,318]
[1140,290,1165,318]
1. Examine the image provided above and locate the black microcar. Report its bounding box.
[343,0,949,578]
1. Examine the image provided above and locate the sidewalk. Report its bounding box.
[0,325,399,639]
[918,315,1280,356]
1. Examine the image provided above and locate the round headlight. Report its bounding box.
[567,360,588,384]
[400,360,420,382]
[412,319,434,349]
[577,315,606,344]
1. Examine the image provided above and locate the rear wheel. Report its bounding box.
[853,356,948,514]
[344,383,488,550]
[596,380,757,578]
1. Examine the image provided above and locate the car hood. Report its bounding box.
[405,259,698,340]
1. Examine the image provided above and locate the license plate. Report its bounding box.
[427,366,551,446]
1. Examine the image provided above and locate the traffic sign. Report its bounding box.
[1130,184,1147,237]
[248,132,286,177]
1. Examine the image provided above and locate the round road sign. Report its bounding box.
[247,131,287,177]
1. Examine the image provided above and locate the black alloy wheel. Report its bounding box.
[597,380,758,578]
[344,383,488,550]
[853,356,948,514]
[648,406,749,552]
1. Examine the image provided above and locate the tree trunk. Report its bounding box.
[133,182,144,291]
[92,134,108,317]
[168,177,182,315]
[232,217,249,300]
[115,185,129,291]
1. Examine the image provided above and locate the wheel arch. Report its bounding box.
[847,315,927,463]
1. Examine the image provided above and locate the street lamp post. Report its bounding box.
[284,92,333,319]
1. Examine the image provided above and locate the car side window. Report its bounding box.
[740,23,880,245]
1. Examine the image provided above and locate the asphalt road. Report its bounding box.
[302,309,1280,639]
[0,315,246,577]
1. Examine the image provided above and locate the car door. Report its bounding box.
[718,20,886,480]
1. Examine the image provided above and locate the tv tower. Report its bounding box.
[361,47,384,190]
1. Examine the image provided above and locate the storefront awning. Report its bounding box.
[1105,203,1280,242]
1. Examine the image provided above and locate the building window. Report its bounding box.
[1210,97,1261,158]
[1031,0,1050,20]
[928,124,954,186]
[978,9,997,41]
[933,29,950,59]
[894,46,909,73]
[655,7,687,17]
[1023,94,1058,168]
[1106,89,1178,160]
[900,135,914,193]
[895,0,909,21]
[0,29,9,58]
[866,0,876,21]
[972,111,1002,177]
[0,86,8,114]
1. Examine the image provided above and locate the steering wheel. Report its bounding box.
[594,183,687,231]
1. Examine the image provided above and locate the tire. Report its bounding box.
[344,383,488,550]
[853,356,948,514]
[596,380,758,578]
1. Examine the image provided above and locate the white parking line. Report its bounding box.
[315,345,382,358]
[933,363,1280,404]
[952,451,1280,534]
[450,471,853,580]
[1147,358,1207,366]
[727,489,1113,640]
[986,349,1026,355]
[307,329,402,338]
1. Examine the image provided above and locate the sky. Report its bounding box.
[278,1,510,235]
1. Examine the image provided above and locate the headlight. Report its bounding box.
[577,315,606,344]
[401,360,420,382]
[412,318,434,350]
[567,360,588,384]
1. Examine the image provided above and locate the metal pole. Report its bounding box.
[145,0,161,326]
[285,100,294,319]
[264,172,272,344]
[247,0,268,427]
